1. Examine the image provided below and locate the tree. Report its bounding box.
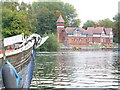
[2,2,36,38]
[82,20,96,29]
[113,13,120,43]
[113,13,120,21]
[97,18,115,28]
[2,8,31,37]
[39,34,60,51]
[32,2,81,35]
[0,2,2,39]
[70,19,81,27]
[61,3,80,26]
[33,7,56,35]
[3,2,19,11]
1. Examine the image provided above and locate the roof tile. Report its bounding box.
[105,28,112,35]
[57,15,65,22]
[64,27,112,35]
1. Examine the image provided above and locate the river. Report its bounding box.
[31,50,119,89]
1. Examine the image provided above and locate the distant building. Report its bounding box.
[56,15,113,47]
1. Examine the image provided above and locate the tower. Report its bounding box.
[56,15,65,43]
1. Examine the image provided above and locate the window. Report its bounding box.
[78,39,81,41]
[74,38,76,41]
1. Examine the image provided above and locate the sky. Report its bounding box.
[19,0,120,26]
[61,0,119,26]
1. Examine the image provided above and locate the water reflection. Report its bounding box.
[31,50,119,89]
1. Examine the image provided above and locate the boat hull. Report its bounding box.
[18,50,35,88]
[0,34,48,88]
[0,49,36,88]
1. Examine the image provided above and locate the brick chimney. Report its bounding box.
[94,24,97,28]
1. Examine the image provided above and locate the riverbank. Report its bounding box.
[59,46,119,51]
[37,49,119,55]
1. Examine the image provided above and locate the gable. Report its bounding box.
[93,27,104,34]
[104,28,112,35]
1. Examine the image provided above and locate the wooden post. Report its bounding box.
[2,39,6,61]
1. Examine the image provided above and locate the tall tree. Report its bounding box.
[113,13,120,43]
[2,8,31,37]
[82,20,96,29]
[2,2,36,38]
[97,18,115,28]
[32,2,81,35]
[3,2,19,11]
[0,2,2,39]
[71,19,81,27]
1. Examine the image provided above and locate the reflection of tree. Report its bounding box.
[112,51,120,71]
[32,55,57,88]
[112,61,120,71]
[111,52,120,85]
[35,55,56,78]
[56,53,74,76]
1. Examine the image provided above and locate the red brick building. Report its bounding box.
[57,15,113,47]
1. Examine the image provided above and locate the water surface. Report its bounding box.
[31,50,119,89]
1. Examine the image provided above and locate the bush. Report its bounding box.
[72,47,77,50]
[38,34,60,52]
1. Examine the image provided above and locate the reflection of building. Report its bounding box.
[56,15,113,47]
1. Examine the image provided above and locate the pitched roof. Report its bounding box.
[65,27,86,34]
[57,15,65,22]
[87,27,94,30]
[87,27,94,35]
[64,27,112,35]
[93,27,104,34]
[87,27,105,34]
[105,28,112,35]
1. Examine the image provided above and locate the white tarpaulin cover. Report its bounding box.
[4,34,24,46]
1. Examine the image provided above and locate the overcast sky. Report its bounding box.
[19,0,119,26]
[61,0,119,26]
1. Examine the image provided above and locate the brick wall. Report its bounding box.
[57,27,65,43]
[66,37,88,47]
[64,36,113,47]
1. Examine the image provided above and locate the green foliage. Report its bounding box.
[3,2,19,11]
[113,13,120,21]
[2,2,36,38]
[72,47,77,50]
[2,8,30,37]
[82,20,96,29]
[72,47,81,50]
[97,18,115,28]
[113,13,120,43]
[33,6,56,35]
[0,2,2,39]
[71,19,81,27]
[82,19,115,29]
[39,34,60,52]
[113,37,118,43]
[32,2,81,35]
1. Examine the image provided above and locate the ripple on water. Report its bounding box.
[31,50,119,88]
